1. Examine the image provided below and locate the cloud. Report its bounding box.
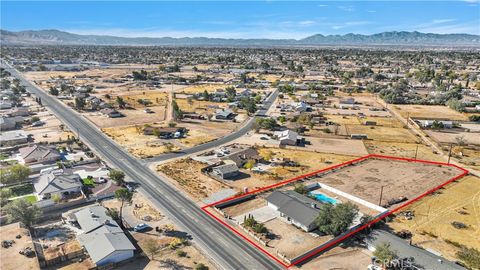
[338,5,355,12]
[299,20,316,26]
[432,19,456,24]
[318,4,328,7]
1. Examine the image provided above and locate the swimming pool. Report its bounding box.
[309,192,338,204]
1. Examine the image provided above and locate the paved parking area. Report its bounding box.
[233,205,278,224]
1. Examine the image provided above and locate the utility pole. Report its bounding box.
[414,145,419,160]
[378,186,384,206]
[448,143,453,164]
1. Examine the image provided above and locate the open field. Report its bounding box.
[178,84,230,94]
[114,90,169,109]
[342,125,418,143]
[425,129,480,145]
[389,175,480,261]
[298,246,371,270]
[0,223,40,270]
[85,109,166,128]
[305,158,463,208]
[178,128,218,147]
[364,141,444,162]
[103,125,178,158]
[157,159,229,200]
[393,105,469,121]
[451,146,480,169]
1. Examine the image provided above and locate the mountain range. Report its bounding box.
[1,29,479,47]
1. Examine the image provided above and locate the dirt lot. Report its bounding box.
[364,141,444,162]
[113,90,168,109]
[341,125,418,143]
[178,84,231,94]
[85,108,166,128]
[297,245,372,270]
[0,223,40,270]
[265,218,331,259]
[306,158,463,208]
[103,125,179,158]
[451,146,480,168]
[25,110,75,143]
[178,128,218,147]
[393,105,469,121]
[389,175,480,261]
[425,129,480,145]
[157,158,229,200]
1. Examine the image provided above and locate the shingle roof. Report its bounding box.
[19,144,61,162]
[34,170,81,195]
[213,163,239,174]
[266,191,321,228]
[75,205,135,265]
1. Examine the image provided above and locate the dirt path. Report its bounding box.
[165,85,174,122]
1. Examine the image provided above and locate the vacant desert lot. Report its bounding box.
[364,141,444,162]
[390,176,480,261]
[85,108,166,128]
[157,158,229,200]
[342,125,418,143]
[425,130,480,145]
[307,158,464,208]
[0,223,40,270]
[393,105,468,121]
[103,125,178,158]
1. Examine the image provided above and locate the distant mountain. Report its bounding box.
[1,29,479,47]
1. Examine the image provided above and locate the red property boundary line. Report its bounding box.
[201,154,469,268]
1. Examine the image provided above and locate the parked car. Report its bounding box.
[95,177,107,184]
[124,182,135,192]
[133,223,151,232]
[367,265,382,270]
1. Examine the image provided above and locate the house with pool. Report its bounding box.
[266,190,326,232]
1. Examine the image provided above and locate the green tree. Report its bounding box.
[315,202,359,236]
[0,188,12,206]
[109,169,125,186]
[195,263,209,270]
[294,184,308,195]
[172,100,183,120]
[49,86,59,96]
[106,208,120,220]
[74,97,85,110]
[5,199,42,229]
[373,242,398,267]
[244,159,256,170]
[0,164,31,184]
[115,188,133,227]
[116,96,126,109]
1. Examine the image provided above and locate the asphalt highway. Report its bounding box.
[2,61,284,270]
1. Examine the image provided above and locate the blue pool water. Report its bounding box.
[309,192,338,204]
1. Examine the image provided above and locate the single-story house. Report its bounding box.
[19,144,61,164]
[74,205,136,266]
[0,116,22,130]
[0,101,12,110]
[0,130,28,146]
[212,162,240,180]
[220,147,262,167]
[273,130,298,146]
[100,108,124,118]
[6,107,30,117]
[266,190,321,232]
[215,109,235,120]
[34,170,82,200]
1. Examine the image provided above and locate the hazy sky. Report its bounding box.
[2,1,479,39]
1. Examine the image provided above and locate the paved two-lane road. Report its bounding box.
[2,61,283,270]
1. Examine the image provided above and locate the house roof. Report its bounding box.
[74,205,123,234]
[274,130,298,141]
[221,147,261,166]
[34,170,81,195]
[75,206,135,265]
[266,190,321,228]
[19,144,61,162]
[213,162,239,174]
[0,130,28,141]
[215,109,234,117]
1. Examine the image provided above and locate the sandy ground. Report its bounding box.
[265,218,331,259]
[364,141,445,162]
[157,159,230,200]
[341,125,418,143]
[178,84,232,94]
[451,146,480,169]
[25,111,75,143]
[0,223,40,270]
[425,130,480,145]
[178,128,218,147]
[85,108,166,128]
[306,158,463,208]
[392,104,469,121]
[297,246,372,270]
[389,175,480,261]
[102,125,178,158]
